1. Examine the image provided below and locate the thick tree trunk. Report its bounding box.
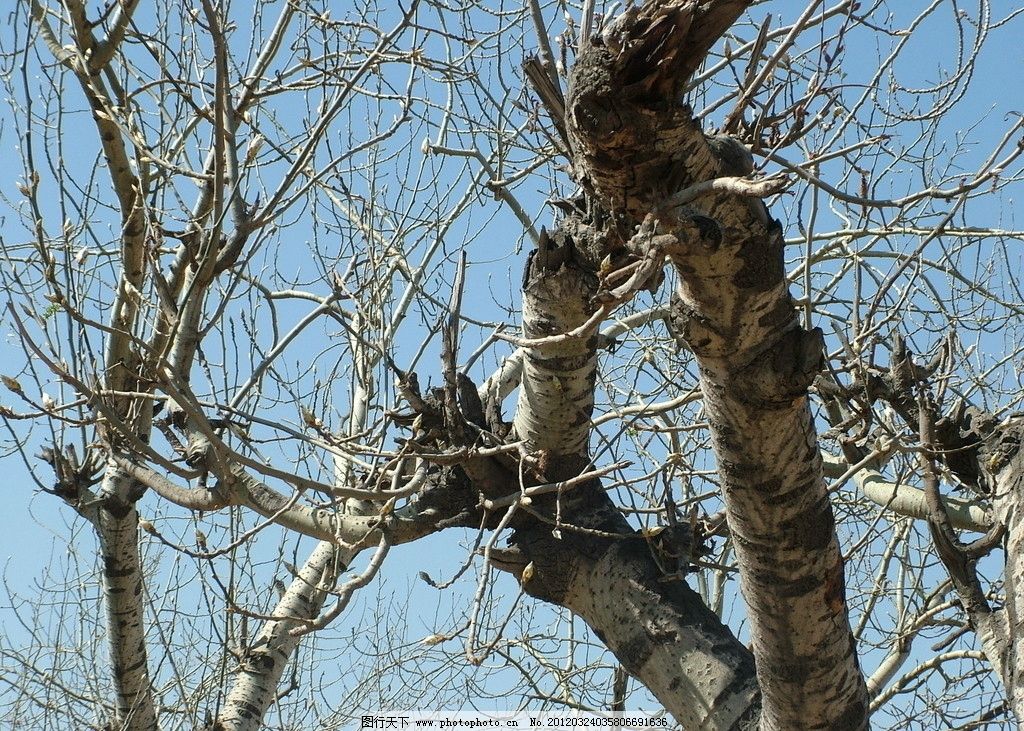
[509,485,760,730]
[570,519,760,727]
[503,218,761,728]
[694,358,867,729]
[562,2,868,728]
[668,216,866,729]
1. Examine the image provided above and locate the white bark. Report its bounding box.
[990,454,1024,721]
[565,541,759,729]
[823,454,991,532]
[94,468,156,731]
[697,376,867,731]
[512,259,598,457]
[219,541,347,730]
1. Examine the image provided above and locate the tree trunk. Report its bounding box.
[692,356,867,729]
[219,540,344,730]
[561,2,868,727]
[513,495,761,729]
[94,468,156,731]
[511,230,599,457]
[983,430,1024,721]
[502,212,761,727]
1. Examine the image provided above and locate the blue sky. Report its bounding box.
[1,1,1022,728]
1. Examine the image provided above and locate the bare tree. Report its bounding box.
[1,1,1022,730]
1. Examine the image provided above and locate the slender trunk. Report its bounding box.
[511,229,599,458]
[219,541,345,730]
[94,468,156,731]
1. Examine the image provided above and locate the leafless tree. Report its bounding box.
[1,1,1022,729]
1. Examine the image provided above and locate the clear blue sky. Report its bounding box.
[0,1,1022,727]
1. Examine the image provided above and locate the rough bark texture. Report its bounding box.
[511,227,600,458]
[509,483,760,730]
[505,212,761,725]
[568,546,759,730]
[984,428,1024,721]
[563,2,868,728]
[695,374,866,730]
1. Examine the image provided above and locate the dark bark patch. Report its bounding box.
[772,571,823,599]
[102,496,134,519]
[786,498,836,552]
[508,525,581,605]
[733,219,785,291]
[690,215,722,250]
[669,308,715,353]
[752,476,782,499]
[103,558,135,580]
[716,452,759,482]
[731,327,824,408]
[613,632,655,677]
[250,651,277,672]
[755,296,795,333]
[568,410,590,428]
[833,697,869,730]
[765,657,811,684]
[823,558,850,616]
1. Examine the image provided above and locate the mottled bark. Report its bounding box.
[976,427,1024,723]
[567,542,758,730]
[94,468,156,731]
[219,541,344,731]
[511,228,600,458]
[507,482,760,730]
[564,2,867,728]
[694,371,866,730]
[505,200,761,726]
[668,212,865,731]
